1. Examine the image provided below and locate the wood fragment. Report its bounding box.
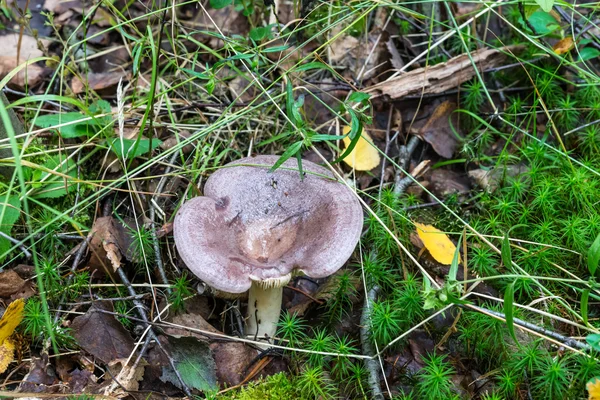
[366,46,524,100]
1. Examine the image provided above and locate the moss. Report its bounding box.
[217,373,301,400]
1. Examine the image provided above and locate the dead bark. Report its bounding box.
[365,46,524,100]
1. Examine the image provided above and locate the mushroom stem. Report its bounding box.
[247,283,283,342]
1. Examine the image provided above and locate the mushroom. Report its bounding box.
[173,155,363,343]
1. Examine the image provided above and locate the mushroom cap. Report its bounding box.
[173,155,363,293]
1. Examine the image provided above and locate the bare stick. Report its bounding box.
[462,303,589,351]
[393,136,421,196]
[116,267,191,396]
[0,231,31,259]
[54,238,90,324]
[360,286,384,400]
[149,151,179,294]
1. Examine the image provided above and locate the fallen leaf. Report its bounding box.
[0,299,24,344]
[71,72,128,95]
[0,271,24,300]
[0,299,24,373]
[18,355,59,393]
[0,340,15,374]
[160,336,218,392]
[330,31,386,81]
[71,301,134,364]
[341,126,381,171]
[414,223,459,265]
[428,169,470,199]
[104,358,147,395]
[43,0,80,14]
[589,377,600,400]
[192,6,250,49]
[88,217,133,275]
[0,34,48,88]
[553,36,574,55]
[418,101,461,159]
[468,165,529,192]
[366,46,523,99]
[210,342,257,386]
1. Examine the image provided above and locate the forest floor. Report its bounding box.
[0,0,600,399]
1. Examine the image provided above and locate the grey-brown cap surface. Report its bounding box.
[173,155,363,293]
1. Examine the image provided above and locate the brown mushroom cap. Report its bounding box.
[173,155,363,293]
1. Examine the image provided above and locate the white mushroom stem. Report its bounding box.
[246,275,291,343]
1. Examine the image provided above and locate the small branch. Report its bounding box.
[149,151,180,295]
[53,238,90,324]
[378,107,394,198]
[393,136,421,196]
[462,304,590,351]
[360,286,384,400]
[116,268,192,396]
[0,231,31,259]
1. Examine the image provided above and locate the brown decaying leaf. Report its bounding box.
[553,36,574,55]
[418,101,461,158]
[18,356,59,393]
[71,72,128,95]
[0,34,48,88]
[0,270,27,299]
[71,301,135,364]
[366,46,523,99]
[88,216,132,274]
[330,31,386,81]
[104,358,147,395]
[210,342,258,387]
[191,7,249,49]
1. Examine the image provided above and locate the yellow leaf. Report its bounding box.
[341,126,380,171]
[414,223,460,265]
[589,377,600,400]
[0,339,15,374]
[553,36,574,55]
[0,299,24,345]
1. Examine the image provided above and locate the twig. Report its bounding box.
[116,267,192,396]
[360,286,384,400]
[53,238,90,324]
[462,304,589,351]
[393,136,421,196]
[0,231,31,259]
[378,107,394,198]
[149,151,180,294]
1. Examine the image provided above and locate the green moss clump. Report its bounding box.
[217,373,301,400]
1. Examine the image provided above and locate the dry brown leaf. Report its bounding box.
[0,270,27,299]
[0,34,48,88]
[553,37,574,55]
[192,7,249,49]
[418,101,461,159]
[105,358,147,394]
[88,216,132,274]
[330,31,386,81]
[71,301,135,364]
[210,342,257,387]
[71,72,128,95]
[366,46,523,99]
[43,0,80,14]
